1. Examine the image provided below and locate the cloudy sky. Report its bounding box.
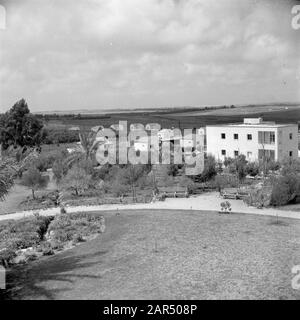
[0,0,299,112]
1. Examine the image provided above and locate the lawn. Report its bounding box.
[2,209,300,300]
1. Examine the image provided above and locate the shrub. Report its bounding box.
[34,150,67,172]
[193,155,217,182]
[47,212,105,244]
[245,162,260,177]
[38,242,54,256]
[214,174,239,191]
[43,128,79,144]
[244,185,272,208]
[266,160,281,172]
[21,167,48,199]
[270,174,300,206]
[0,215,54,264]
[281,158,300,175]
[61,166,93,196]
[178,176,196,193]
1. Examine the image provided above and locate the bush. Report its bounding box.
[38,242,54,256]
[214,174,239,191]
[34,150,68,172]
[178,176,196,193]
[52,156,69,182]
[61,166,93,196]
[246,162,260,177]
[21,167,48,199]
[47,212,105,244]
[281,158,300,175]
[193,155,217,182]
[43,128,79,144]
[270,174,300,206]
[0,215,54,264]
[244,185,272,208]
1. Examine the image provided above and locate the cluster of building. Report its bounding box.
[70,117,298,164]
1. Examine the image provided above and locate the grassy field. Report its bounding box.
[3,209,300,300]
[41,104,300,131]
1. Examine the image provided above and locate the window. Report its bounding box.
[270,132,275,144]
[221,150,226,156]
[247,152,252,158]
[221,133,226,139]
[258,131,275,144]
[289,151,293,157]
[289,133,293,140]
[234,134,238,140]
[247,134,252,140]
[258,149,275,161]
[234,150,239,157]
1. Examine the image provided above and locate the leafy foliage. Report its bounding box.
[270,174,300,206]
[43,127,79,144]
[21,167,48,199]
[0,99,45,150]
[0,158,15,201]
[193,155,217,182]
[61,166,93,196]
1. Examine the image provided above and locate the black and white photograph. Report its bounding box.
[0,0,300,305]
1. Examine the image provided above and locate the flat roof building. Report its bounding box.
[206,118,298,162]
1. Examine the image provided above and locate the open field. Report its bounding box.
[3,209,300,300]
[41,104,300,131]
[167,104,300,117]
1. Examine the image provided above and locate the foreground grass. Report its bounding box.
[2,209,300,300]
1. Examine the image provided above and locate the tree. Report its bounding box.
[281,157,300,176]
[214,174,239,192]
[0,99,45,150]
[65,128,103,168]
[61,166,92,196]
[21,167,48,199]
[270,174,300,206]
[234,154,247,182]
[52,154,70,182]
[193,155,217,182]
[0,146,39,200]
[0,158,15,201]
[245,162,259,177]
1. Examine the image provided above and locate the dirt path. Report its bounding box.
[0,192,299,221]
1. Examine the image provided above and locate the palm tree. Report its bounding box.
[66,127,104,168]
[0,145,39,201]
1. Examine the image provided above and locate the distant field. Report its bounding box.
[168,105,300,117]
[3,209,300,300]
[42,104,300,130]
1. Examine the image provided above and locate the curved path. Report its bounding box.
[0,192,299,221]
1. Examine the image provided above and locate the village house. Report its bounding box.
[206,118,298,162]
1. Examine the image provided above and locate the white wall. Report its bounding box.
[206,124,298,162]
[277,126,298,161]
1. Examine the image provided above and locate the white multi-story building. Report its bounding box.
[206,118,298,162]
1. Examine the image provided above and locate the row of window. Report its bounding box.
[221,132,294,142]
[221,150,294,158]
[221,150,240,157]
[221,133,253,140]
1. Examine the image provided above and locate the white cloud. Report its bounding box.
[0,0,298,111]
